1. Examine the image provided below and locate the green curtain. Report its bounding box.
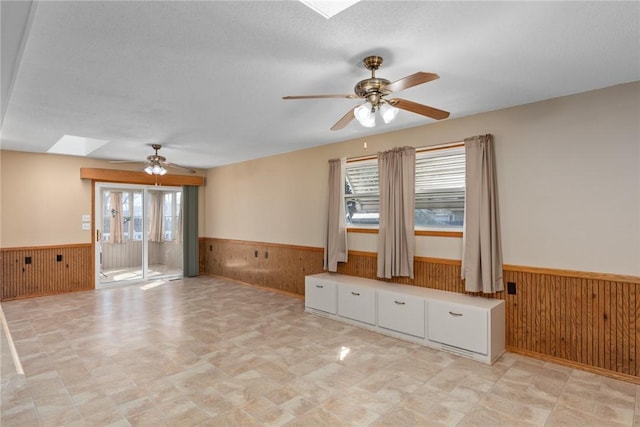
[182,185,199,277]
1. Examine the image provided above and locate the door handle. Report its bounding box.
[96,229,101,242]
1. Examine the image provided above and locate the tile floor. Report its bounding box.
[100,264,183,284]
[1,276,638,426]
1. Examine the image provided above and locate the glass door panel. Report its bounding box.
[147,189,183,279]
[95,183,183,288]
[98,188,144,285]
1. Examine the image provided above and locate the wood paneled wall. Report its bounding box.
[102,241,143,269]
[201,238,640,382]
[1,244,93,300]
[200,238,324,295]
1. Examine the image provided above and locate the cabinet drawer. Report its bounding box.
[305,277,336,314]
[338,284,376,325]
[428,300,488,354]
[377,290,425,338]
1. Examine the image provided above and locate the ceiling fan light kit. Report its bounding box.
[144,164,167,176]
[379,102,400,124]
[354,102,376,127]
[283,55,450,130]
[111,143,197,175]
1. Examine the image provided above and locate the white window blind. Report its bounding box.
[415,146,465,227]
[345,158,379,225]
[344,145,465,228]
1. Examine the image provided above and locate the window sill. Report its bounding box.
[347,228,462,238]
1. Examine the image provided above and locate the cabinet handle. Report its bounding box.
[351,291,360,296]
[449,311,463,317]
[394,300,405,305]
[315,285,324,288]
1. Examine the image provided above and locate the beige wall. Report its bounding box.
[205,82,640,276]
[0,151,206,247]
[2,82,637,275]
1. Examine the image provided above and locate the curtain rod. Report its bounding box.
[346,140,464,163]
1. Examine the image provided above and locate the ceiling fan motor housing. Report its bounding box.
[354,78,391,105]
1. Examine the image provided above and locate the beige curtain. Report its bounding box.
[109,192,124,244]
[462,134,504,293]
[324,158,348,272]
[377,146,415,279]
[148,191,164,243]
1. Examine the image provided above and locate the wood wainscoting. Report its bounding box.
[201,238,640,383]
[200,238,325,295]
[1,244,93,301]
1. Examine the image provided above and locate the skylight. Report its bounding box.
[299,0,360,19]
[48,135,109,156]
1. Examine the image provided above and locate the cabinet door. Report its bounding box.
[338,284,376,325]
[427,300,488,354]
[377,290,425,338]
[305,277,336,314]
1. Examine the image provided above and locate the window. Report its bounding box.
[102,192,111,240]
[415,146,465,228]
[344,144,465,229]
[102,190,144,241]
[132,193,143,240]
[345,158,379,225]
[162,191,181,241]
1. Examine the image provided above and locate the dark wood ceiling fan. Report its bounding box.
[283,56,450,130]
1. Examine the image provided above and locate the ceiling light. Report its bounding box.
[299,0,360,19]
[354,102,375,127]
[354,101,400,128]
[145,163,167,175]
[380,103,399,124]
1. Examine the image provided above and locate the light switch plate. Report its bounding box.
[82,223,91,230]
[82,214,91,222]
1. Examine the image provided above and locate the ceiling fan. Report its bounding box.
[283,55,450,130]
[111,144,196,175]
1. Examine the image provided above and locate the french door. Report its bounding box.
[95,183,183,288]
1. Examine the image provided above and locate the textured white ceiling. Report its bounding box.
[1,1,639,168]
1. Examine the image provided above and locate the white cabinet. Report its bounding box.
[338,283,376,325]
[378,290,425,338]
[305,275,336,314]
[304,273,505,364]
[427,300,488,354]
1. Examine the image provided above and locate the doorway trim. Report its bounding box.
[94,182,183,288]
[84,167,204,289]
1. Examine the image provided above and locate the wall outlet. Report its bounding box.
[82,222,91,230]
[507,282,517,295]
[82,214,91,222]
[56,254,62,262]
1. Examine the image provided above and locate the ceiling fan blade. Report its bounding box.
[384,72,439,93]
[109,160,142,164]
[164,161,197,174]
[389,98,450,120]
[331,106,357,131]
[283,94,358,100]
